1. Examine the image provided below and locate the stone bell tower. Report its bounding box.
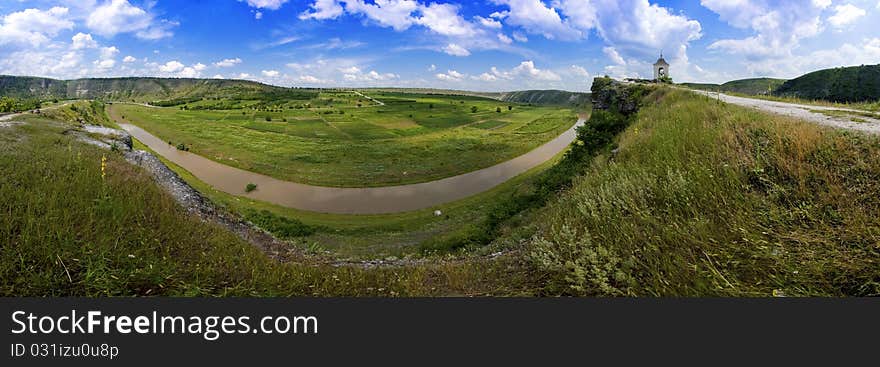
[653,52,669,80]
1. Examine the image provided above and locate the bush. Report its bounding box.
[245,183,257,192]
[470,106,478,113]
[245,210,314,238]
[175,143,189,151]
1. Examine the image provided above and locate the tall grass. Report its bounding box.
[0,123,533,296]
[528,90,880,296]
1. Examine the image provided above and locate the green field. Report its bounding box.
[110,91,578,187]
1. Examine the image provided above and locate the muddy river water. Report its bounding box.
[119,116,585,214]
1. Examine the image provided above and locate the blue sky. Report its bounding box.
[1,0,879,92]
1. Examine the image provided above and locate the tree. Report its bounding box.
[471,106,478,113]
[496,107,502,113]
[508,105,513,111]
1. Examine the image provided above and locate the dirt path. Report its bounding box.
[352,90,385,106]
[690,90,880,134]
[109,104,585,214]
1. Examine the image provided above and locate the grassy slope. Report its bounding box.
[110,93,576,187]
[524,89,880,296]
[0,120,534,296]
[681,78,786,95]
[775,64,880,103]
[0,75,310,102]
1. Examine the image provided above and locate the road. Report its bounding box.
[690,90,880,134]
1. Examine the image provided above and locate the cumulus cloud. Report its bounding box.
[262,70,280,77]
[475,16,503,29]
[570,65,590,78]
[123,56,137,63]
[242,0,289,10]
[0,7,74,47]
[828,4,866,28]
[300,0,509,56]
[71,32,98,49]
[436,69,465,81]
[214,58,242,67]
[497,33,513,44]
[86,0,177,40]
[489,0,582,40]
[443,43,471,56]
[159,61,185,73]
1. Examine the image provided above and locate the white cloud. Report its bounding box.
[489,0,582,40]
[443,43,471,56]
[100,46,119,59]
[238,73,251,79]
[262,70,280,77]
[828,4,866,28]
[214,58,242,67]
[415,2,478,37]
[475,16,503,29]
[509,60,561,81]
[339,66,362,74]
[473,73,497,82]
[428,64,437,71]
[298,75,330,84]
[94,59,115,69]
[300,0,509,55]
[436,69,465,81]
[299,0,345,20]
[86,0,177,40]
[512,32,528,42]
[498,33,513,44]
[604,47,626,65]
[71,32,97,49]
[255,11,263,20]
[243,0,289,10]
[570,65,590,78]
[123,56,137,63]
[213,74,225,79]
[193,63,207,71]
[0,7,73,47]
[159,60,185,73]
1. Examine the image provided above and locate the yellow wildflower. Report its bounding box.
[101,155,107,180]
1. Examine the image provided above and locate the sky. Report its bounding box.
[0,0,879,92]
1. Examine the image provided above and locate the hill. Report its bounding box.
[0,75,317,104]
[499,90,590,107]
[681,78,786,95]
[774,64,880,103]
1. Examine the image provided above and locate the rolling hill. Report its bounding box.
[499,89,591,107]
[0,75,316,104]
[680,78,786,95]
[774,64,880,103]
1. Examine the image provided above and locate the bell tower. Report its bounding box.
[653,52,669,80]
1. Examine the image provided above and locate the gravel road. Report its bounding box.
[690,90,880,134]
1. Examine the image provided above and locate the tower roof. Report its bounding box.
[654,57,668,66]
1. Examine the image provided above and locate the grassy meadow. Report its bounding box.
[524,89,880,296]
[0,118,536,296]
[110,91,578,187]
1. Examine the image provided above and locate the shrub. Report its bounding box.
[245,183,257,192]
[471,106,478,113]
[245,210,314,238]
[175,143,189,151]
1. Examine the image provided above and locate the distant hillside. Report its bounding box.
[499,90,591,107]
[681,78,786,95]
[774,65,880,103]
[0,75,316,104]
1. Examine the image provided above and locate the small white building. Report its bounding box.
[653,53,669,80]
